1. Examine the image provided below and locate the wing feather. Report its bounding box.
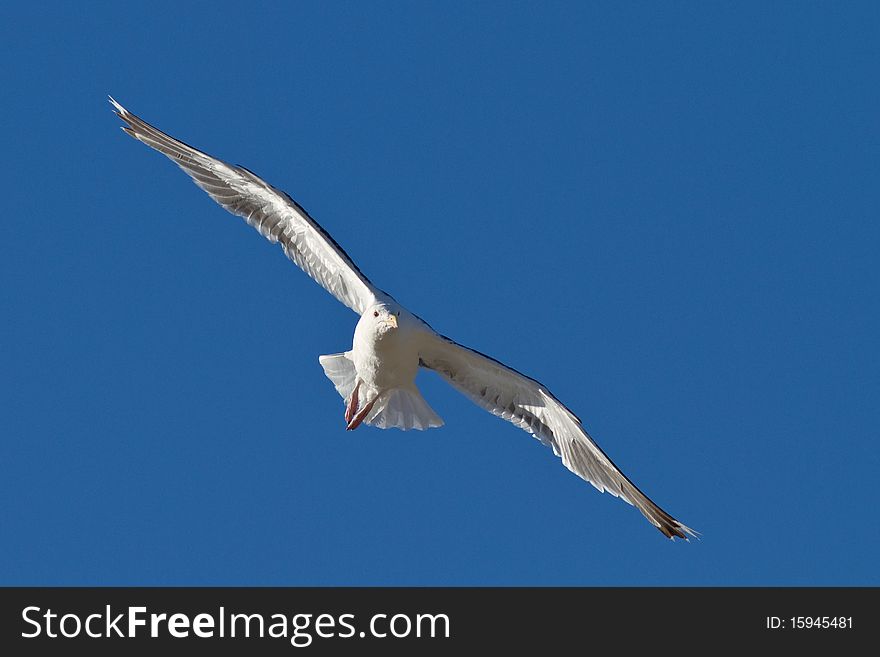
[419,333,696,539]
[111,97,383,314]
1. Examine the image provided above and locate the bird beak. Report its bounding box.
[386,314,398,329]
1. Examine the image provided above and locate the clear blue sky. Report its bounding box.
[1,2,877,585]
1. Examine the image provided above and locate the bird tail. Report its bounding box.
[318,353,444,431]
[365,387,444,431]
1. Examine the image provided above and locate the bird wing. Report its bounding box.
[110,98,383,315]
[418,332,696,539]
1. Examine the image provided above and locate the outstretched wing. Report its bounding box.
[419,332,696,539]
[110,98,384,315]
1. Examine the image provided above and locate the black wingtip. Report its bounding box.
[662,522,700,541]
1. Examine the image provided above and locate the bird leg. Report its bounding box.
[345,381,361,424]
[346,392,380,431]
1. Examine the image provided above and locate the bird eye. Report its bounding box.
[373,311,379,317]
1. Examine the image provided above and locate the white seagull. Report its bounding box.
[111,98,696,540]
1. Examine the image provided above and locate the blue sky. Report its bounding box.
[1,2,877,585]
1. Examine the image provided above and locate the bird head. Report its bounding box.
[370,304,399,335]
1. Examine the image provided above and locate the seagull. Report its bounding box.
[110,97,696,540]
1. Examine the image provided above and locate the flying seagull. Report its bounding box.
[110,97,696,540]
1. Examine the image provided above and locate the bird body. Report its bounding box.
[334,303,443,431]
[352,304,418,393]
[111,97,696,540]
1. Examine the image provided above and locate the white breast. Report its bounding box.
[351,311,421,393]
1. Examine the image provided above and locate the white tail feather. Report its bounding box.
[319,354,444,431]
[365,387,444,431]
